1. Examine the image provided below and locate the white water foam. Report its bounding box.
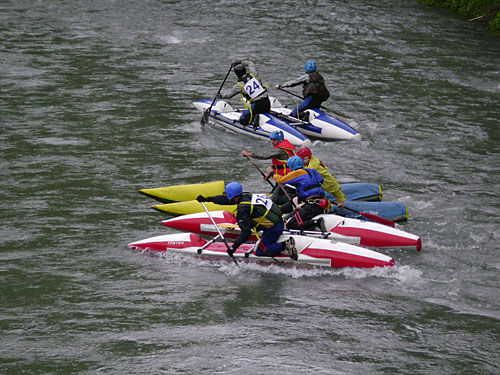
[147,250,423,283]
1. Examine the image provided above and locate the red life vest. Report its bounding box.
[272,139,296,176]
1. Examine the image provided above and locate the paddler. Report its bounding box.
[275,60,330,119]
[242,130,296,204]
[217,59,271,127]
[296,146,345,208]
[273,156,329,232]
[196,182,298,260]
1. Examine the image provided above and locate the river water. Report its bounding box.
[1,1,499,374]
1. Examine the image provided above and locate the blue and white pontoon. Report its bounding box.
[193,99,311,147]
[269,97,361,142]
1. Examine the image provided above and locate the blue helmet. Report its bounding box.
[225,182,242,200]
[269,130,284,141]
[305,60,317,72]
[287,155,303,171]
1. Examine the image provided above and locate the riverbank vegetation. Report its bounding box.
[418,0,500,35]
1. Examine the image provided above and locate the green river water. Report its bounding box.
[1,1,499,374]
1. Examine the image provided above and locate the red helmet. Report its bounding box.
[296,147,312,160]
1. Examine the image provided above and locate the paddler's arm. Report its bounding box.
[230,204,253,251]
[272,169,304,185]
[220,82,241,99]
[310,157,347,206]
[276,74,309,89]
[240,60,257,76]
[196,194,233,205]
[242,149,289,180]
[241,149,287,160]
[325,178,346,206]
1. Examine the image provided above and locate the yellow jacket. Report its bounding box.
[308,156,347,203]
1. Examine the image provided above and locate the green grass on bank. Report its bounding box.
[418,0,500,35]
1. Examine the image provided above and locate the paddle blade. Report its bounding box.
[359,212,396,227]
[201,109,209,125]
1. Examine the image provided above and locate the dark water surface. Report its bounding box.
[1,1,499,374]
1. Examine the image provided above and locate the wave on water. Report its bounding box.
[31,137,91,146]
[142,250,424,284]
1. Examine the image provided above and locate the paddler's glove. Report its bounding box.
[232,59,241,67]
[227,245,236,257]
[196,195,207,202]
[215,93,222,99]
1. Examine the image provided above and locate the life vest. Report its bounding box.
[238,193,283,232]
[272,139,296,176]
[237,74,268,124]
[303,72,330,100]
[238,74,267,102]
[300,168,325,201]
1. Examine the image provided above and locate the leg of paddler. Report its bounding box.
[284,237,298,260]
[245,240,260,258]
[256,222,285,257]
[239,109,251,125]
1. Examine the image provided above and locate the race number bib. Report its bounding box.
[244,77,266,99]
[251,194,273,211]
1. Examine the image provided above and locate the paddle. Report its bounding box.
[277,183,301,211]
[246,153,391,228]
[200,201,238,265]
[201,64,233,125]
[245,155,304,233]
[275,182,308,234]
[269,110,308,126]
[337,203,396,228]
[276,86,350,119]
[245,155,304,228]
[244,155,276,189]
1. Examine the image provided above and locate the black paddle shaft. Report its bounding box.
[199,202,238,265]
[245,156,276,189]
[202,64,233,124]
[276,86,349,119]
